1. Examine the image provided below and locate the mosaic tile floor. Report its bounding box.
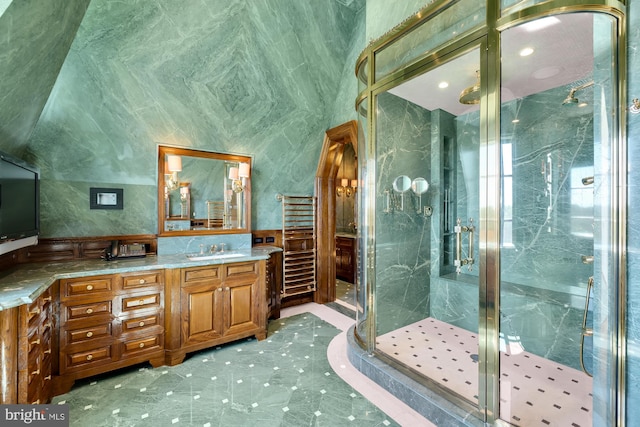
[376,317,593,427]
[52,309,403,427]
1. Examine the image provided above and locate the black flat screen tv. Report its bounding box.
[0,151,39,255]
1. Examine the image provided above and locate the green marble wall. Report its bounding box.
[0,0,90,157]
[365,0,426,41]
[374,91,432,336]
[22,0,363,237]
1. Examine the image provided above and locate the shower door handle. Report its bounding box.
[454,218,475,273]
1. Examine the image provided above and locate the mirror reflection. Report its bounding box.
[158,145,252,236]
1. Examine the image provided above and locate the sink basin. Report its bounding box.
[186,253,246,261]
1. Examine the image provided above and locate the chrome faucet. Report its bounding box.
[219,243,226,252]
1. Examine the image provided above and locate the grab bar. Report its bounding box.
[454,218,475,273]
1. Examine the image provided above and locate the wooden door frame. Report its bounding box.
[314,120,357,304]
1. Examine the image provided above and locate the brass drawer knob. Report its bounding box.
[29,308,40,315]
[44,349,51,355]
[44,375,51,381]
[31,369,40,376]
[86,308,93,314]
[139,343,145,348]
[43,296,52,302]
[31,338,40,346]
[139,279,146,284]
[86,285,94,291]
[138,299,145,305]
[86,354,93,361]
[86,331,93,338]
[139,321,145,327]
[217,288,223,292]
[225,287,230,291]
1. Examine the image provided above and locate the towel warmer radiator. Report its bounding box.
[278,194,317,297]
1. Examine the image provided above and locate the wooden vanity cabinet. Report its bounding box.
[56,270,165,394]
[336,236,356,283]
[165,260,267,366]
[17,283,57,404]
[266,251,282,320]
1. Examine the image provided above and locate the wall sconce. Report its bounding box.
[230,162,250,193]
[179,182,191,218]
[165,155,182,191]
[337,178,358,197]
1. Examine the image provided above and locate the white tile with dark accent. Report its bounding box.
[376,317,592,426]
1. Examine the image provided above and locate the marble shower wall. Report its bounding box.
[0,0,90,156]
[24,0,363,237]
[374,92,432,336]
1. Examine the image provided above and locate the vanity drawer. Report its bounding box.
[121,334,162,357]
[224,261,258,279]
[61,276,113,298]
[182,266,221,284]
[121,313,162,334]
[64,300,112,320]
[121,292,161,313]
[66,323,113,345]
[65,345,113,370]
[121,271,163,290]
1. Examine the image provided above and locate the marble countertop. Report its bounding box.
[0,246,282,311]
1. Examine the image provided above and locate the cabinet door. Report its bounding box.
[223,277,261,336]
[180,282,224,346]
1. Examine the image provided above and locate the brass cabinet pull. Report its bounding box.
[139,279,146,284]
[31,369,40,376]
[86,308,93,314]
[138,299,145,305]
[44,375,51,381]
[29,308,40,315]
[44,349,51,355]
[139,343,145,348]
[225,287,230,291]
[31,338,40,346]
[86,285,94,291]
[139,321,145,327]
[86,354,93,361]
[43,296,52,302]
[217,288,223,292]
[86,331,93,338]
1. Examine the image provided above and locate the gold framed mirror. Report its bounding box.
[157,145,252,236]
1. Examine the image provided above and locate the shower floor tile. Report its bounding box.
[376,317,592,426]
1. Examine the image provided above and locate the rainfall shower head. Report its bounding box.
[562,81,594,106]
[459,70,480,105]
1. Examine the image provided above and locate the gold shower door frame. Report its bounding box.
[354,0,627,425]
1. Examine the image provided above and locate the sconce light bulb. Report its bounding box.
[239,162,250,178]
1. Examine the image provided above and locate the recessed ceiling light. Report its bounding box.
[531,66,563,80]
[521,16,561,32]
[519,47,534,57]
[578,102,588,108]
[512,119,520,123]
[438,81,449,89]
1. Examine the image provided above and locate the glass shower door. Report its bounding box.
[498,12,617,426]
[373,47,483,407]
